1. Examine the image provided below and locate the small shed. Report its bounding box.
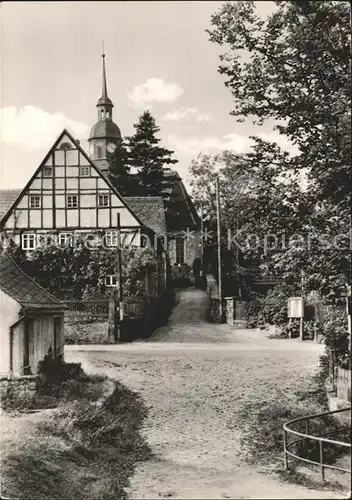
[0,253,66,377]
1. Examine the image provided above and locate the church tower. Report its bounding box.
[88,51,121,172]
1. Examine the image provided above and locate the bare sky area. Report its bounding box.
[0,1,294,189]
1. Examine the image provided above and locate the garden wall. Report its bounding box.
[0,375,37,403]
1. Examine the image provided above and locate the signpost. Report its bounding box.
[288,297,304,339]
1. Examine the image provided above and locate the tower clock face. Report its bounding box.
[107,142,117,153]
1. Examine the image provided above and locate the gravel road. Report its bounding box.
[65,288,345,499]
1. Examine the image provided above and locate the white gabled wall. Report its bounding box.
[3,131,141,235]
[0,290,21,376]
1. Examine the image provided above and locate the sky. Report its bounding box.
[0,0,296,190]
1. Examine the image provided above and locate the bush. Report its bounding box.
[246,285,296,329]
[206,298,226,323]
[320,308,350,369]
[38,350,83,384]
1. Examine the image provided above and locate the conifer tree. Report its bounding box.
[108,138,136,196]
[126,110,178,196]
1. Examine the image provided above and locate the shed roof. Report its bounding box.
[0,253,66,311]
[0,190,21,220]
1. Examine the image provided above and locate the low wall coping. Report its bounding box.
[0,375,38,382]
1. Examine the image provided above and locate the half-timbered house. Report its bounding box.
[0,51,201,287]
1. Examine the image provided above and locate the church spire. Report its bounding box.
[96,46,113,114]
[88,46,121,169]
[101,45,108,103]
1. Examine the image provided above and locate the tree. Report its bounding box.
[206,0,351,299]
[126,110,178,196]
[107,138,136,196]
[207,0,351,208]
[190,144,304,296]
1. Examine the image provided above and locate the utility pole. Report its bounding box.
[200,201,204,278]
[216,176,223,322]
[300,269,305,341]
[116,213,123,340]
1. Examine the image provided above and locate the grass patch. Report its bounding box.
[237,376,350,470]
[1,368,151,499]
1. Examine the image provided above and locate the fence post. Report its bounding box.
[319,440,325,481]
[305,418,310,436]
[108,296,116,343]
[284,429,288,470]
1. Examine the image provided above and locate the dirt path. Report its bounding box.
[65,288,346,499]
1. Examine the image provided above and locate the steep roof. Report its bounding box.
[162,169,200,231]
[0,129,152,235]
[0,190,21,220]
[0,253,66,311]
[125,197,167,235]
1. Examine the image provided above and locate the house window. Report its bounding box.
[140,234,148,248]
[22,233,36,251]
[29,196,41,208]
[98,194,109,207]
[43,167,53,177]
[105,231,118,247]
[80,166,90,177]
[175,237,185,265]
[105,275,118,287]
[59,232,73,246]
[66,195,78,208]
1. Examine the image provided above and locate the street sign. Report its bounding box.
[288,297,304,318]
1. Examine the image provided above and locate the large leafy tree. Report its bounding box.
[205,0,351,299]
[207,0,350,207]
[190,143,304,296]
[126,110,178,196]
[5,235,158,300]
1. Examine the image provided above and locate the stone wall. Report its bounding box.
[0,375,38,404]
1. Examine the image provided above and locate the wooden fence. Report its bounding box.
[64,296,149,323]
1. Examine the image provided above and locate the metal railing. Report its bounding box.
[283,407,351,481]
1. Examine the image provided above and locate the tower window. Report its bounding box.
[96,146,103,159]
